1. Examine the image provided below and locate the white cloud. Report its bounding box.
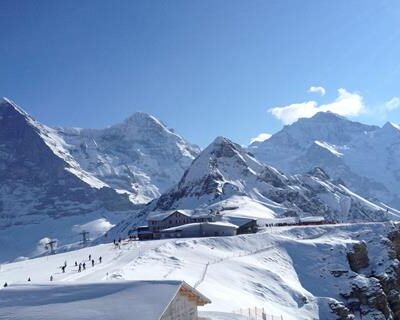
[269,88,365,125]
[250,133,272,144]
[308,86,326,96]
[385,97,400,111]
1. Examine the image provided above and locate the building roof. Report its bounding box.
[162,221,238,232]
[224,216,257,227]
[0,280,210,320]
[264,217,298,224]
[147,209,211,222]
[299,216,325,223]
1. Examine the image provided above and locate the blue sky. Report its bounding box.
[1,1,400,147]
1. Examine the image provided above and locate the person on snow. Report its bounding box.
[78,263,82,272]
[27,277,31,282]
[82,262,86,270]
[3,282,8,288]
[99,256,102,263]
[75,261,78,267]
[50,275,53,281]
[91,259,95,267]
[61,265,66,273]
[89,254,91,261]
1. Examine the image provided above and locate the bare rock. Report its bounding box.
[347,241,369,272]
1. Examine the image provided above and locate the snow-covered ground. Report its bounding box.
[1,222,395,319]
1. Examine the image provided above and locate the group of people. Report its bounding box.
[2,254,103,287]
[51,254,104,280]
[74,254,102,273]
[113,238,123,249]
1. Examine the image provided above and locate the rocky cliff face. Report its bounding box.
[327,225,400,320]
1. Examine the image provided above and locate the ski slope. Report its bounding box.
[0,222,396,319]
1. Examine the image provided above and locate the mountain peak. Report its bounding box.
[0,97,30,118]
[307,111,347,122]
[121,112,166,128]
[211,136,232,146]
[206,136,243,158]
[382,121,400,132]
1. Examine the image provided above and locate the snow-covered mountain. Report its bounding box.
[56,113,199,203]
[0,98,135,228]
[0,98,198,261]
[249,112,400,209]
[113,136,397,236]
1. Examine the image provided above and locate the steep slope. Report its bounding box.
[56,113,199,203]
[112,137,396,236]
[0,98,134,228]
[250,112,400,208]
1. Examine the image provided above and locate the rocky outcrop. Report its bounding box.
[347,241,369,272]
[388,230,400,259]
[332,227,400,320]
[342,276,391,319]
[329,301,354,320]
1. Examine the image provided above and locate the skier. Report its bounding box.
[78,263,82,272]
[61,265,66,273]
[75,261,78,267]
[27,277,31,282]
[3,282,7,288]
[83,262,86,270]
[99,256,102,263]
[91,259,95,267]
[50,275,53,281]
[89,254,91,261]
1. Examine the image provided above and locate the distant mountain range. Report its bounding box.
[249,111,400,209]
